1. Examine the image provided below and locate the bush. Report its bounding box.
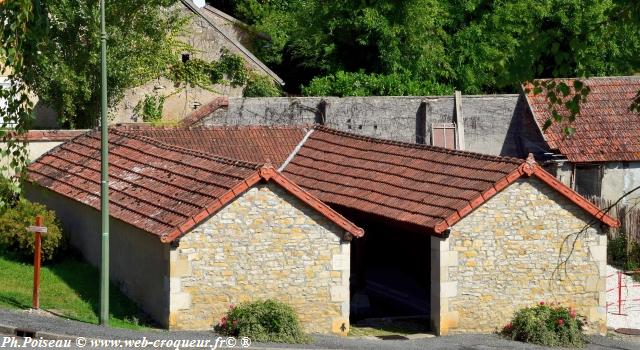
[501,302,586,347]
[301,70,452,97]
[216,300,310,343]
[0,199,65,262]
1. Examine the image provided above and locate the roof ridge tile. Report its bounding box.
[111,128,263,170]
[312,125,524,164]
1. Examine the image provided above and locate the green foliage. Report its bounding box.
[228,0,640,96]
[216,300,310,343]
[134,94,165,123]
[243,74,282,97]
[3,0,188,128]
[303,71,451,97]
[0,0,46,177]
[0,199,65,262]
[631,91,640,114]
[0,175,20,213]
[170,59,222,89]
[169,50,248,90]
[216,49,249,87]
[608,234,640,271]
[524,79,592,135]
[502,302,586,347]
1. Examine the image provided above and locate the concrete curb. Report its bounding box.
[0,324,16,335]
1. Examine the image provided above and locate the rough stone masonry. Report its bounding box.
[431,178,607,335]
[168,183,351,335]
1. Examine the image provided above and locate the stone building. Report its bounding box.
[520,76,640,206]
[26,125,618,335]
[26,1,283,127]
[276,126,617,335]
[25,128,362,334]
[110,0,283,124]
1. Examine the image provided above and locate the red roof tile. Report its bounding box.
[281,127,619,233]
[3,130,89,142]
[27,129,362,241]
[117,125,309,166]
[524,76,640,163]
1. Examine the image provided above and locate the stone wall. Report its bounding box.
[169,183,351,334]
[432,177,607,335]
[199,95,525,157]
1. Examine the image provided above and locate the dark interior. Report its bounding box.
[343,209,431,322]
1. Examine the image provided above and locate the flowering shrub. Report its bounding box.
[215,300,310,343]
[501,302,586,347]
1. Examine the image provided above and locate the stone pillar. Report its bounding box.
[330,240,351,336]
[430,235,459,335]
[168,244,193,328]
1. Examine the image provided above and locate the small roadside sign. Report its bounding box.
[29,216,45,309]
[27,226,48,233]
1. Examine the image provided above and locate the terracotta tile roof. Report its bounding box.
[524,76,640,163]
[117,125,309,166]
[27,128,362,242]
[3,130,89,142]
[282,127,619,233]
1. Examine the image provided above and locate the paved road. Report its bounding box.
[0,308,638,349]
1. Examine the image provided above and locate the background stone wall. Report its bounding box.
[441,178,607,334]
[199,95,526,157]
[170,183,351,334]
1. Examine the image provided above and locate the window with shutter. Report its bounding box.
[431,123,457,149]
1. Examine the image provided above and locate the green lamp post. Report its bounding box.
[99,0,110,326]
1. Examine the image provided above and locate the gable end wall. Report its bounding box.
[433,177,607,335]
[169,183,351,334]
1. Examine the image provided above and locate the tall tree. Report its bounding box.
[19,0,187,128]
[0,0,47,178]
[221,0,640,96]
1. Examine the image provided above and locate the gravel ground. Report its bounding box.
[0,308,639,350]
[607,264,640,330]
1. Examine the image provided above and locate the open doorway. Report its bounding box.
[348,213,430,323]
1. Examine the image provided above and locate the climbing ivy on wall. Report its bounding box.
[169,49,249,90]
[133,94,165,123]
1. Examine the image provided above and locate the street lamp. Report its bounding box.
[99,0,109,326]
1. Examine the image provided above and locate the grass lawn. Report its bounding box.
[0,249,154,330]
